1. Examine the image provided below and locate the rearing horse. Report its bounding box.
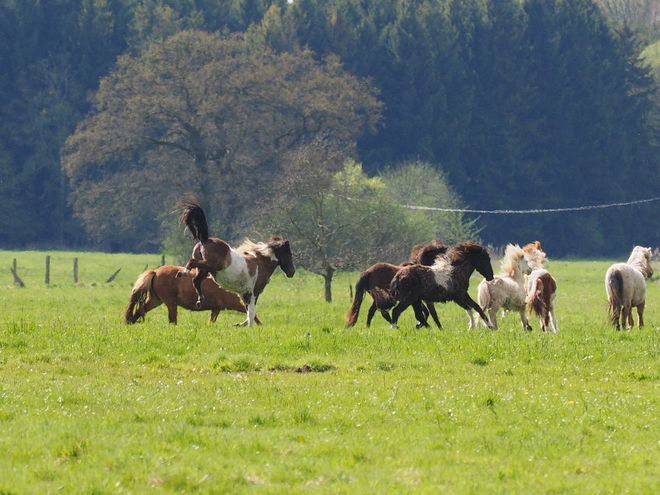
[176,196,295,326]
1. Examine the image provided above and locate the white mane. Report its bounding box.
[236,238,273,258]
[500,244,527,279]
[627,246,654,277]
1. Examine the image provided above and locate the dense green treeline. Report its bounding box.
[1,0,659,257]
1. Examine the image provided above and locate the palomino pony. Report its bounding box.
[176,197,295,326]
[605,246,654,330]
[345,240,448,328]
[522,241,559,333]
[476,244,531,331]
[124,265,256,324]
[376,241,495,330]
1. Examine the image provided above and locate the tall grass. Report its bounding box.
[1,251,660,493]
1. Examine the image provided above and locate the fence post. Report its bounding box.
[45,255,51,284]
[11,259,25,288]
[73,258,78,284]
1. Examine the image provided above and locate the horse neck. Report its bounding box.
[628,258,649,274]
[451,259,476,289]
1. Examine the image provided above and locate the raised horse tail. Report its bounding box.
[606,269,624,325]
[526,276,546,324]
[176,196,209,242]
[124,270,156,324]
[345,271,370,327]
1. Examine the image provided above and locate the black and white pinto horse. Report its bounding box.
[176,196,295,326]
[375,241,495,330]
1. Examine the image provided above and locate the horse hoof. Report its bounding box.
[195,299,203,310]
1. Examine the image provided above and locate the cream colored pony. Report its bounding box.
[605,246,654,330]
[476,244,531,330]
[522,241,559,333]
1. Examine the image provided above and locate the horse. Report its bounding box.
[605,246,654,330]
[522,241,559,333]
[375,241,495,330]
[176,196,295,327]
[345,240,448,328]
[476,244,532,331]
[124,265,257,324]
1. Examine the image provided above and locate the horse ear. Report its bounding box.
[535,241,542,249]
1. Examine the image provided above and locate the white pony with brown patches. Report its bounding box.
[523,241,559,333]
[476,244,531,330]
[605,246,654,330]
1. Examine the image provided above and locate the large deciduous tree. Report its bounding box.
[62,29,382,250]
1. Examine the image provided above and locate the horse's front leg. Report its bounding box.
[426,303,443,330]
[413,301,430,329]
[236,292,256,327]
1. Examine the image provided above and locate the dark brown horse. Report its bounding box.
[345,240,448,328]
[176,196,295,326]
[377,241,495,329]
[124,265,257,324]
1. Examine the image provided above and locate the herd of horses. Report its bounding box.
[124,196,655,332]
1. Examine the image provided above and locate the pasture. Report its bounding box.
[1,250,660,494]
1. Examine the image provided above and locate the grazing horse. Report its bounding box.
[124,265,255,324]
[476,244,532,331]
[605,246,654,330]
[176,197,295,326]
[377,242,495,330]
[522,241,559,333]
[345,240,448,328]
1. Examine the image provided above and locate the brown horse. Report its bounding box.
[377,242,495,330]
[176,196,295,326]
[523,241,559,333]
[345,240,448,328]
[124,265,257,324]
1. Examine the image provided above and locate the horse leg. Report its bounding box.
[366,301,378,327]
[390,302,411,329]
[487,307,499,330]
[166,303,178,324]
[549,305,559,333]
[519,309,532,332]
[622,304,632,330]
[379,309,393,325]
[466,309,477,330]
[236,292,256,327]
[413,302,430,329]
[457,295,495,329]
[637,301,645,328]
[426,303,443,330]
[209,308,220,322]
[191,269,209,309]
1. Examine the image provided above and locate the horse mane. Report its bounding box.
[410,239,448,265]
[236,238,272,257]
[449,241,486,263]
[522,241,547,270]
[500,244,525,277]
[627,246,654,277]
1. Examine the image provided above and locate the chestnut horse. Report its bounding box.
[345,240,448,328]
[377,242,495,330]
[605,246,654,330]
[522,241,559,333]
[176,197,295,326]
[124,265,256,324]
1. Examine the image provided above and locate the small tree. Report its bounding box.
[379,160,482,245]
[255,140,430,302]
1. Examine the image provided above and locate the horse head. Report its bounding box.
[453,242,494,281]
[629,246,654,278]
[269,236,296,278]
[522,241,547,271]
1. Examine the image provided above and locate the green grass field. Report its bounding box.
[1,250,660,494]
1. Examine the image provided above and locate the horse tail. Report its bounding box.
[124,270,156,324]
[477,280,491,310]
[176,196,209,242]
[606,269,624,325]
[345,271,370,327]
[526,276,546,323]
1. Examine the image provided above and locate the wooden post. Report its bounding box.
[161,254,165,266]
[73,258,78,284]
[11,259,25,288]
[45,255,51,284]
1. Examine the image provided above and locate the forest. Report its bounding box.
[2,0,660,259]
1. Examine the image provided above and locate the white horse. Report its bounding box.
[522,241,559,333]
[605,246,654,330]
[475,244,531,330]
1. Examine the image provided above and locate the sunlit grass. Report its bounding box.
[1,251,660,492]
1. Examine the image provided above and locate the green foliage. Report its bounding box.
[2,251,660,492]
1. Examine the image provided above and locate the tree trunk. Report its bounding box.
[323,266,335,302]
